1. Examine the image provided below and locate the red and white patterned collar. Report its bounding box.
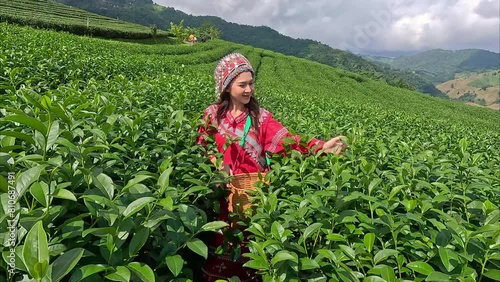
[224,108,249,125]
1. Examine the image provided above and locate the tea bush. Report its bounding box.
[0,23,499,282]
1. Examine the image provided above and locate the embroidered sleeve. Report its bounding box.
[307,138,326,154]
[197,105,217,146]
[260,109,286,154]
[261,109,325,155]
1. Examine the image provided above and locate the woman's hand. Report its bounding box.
[322,136,347,155]
[210,155,233,175]
[222,163,233,176]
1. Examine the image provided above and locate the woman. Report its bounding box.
[198,53,346,281]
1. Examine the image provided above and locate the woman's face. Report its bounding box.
[228,71,254,107]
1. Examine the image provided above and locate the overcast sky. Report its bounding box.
[153,0,500,56]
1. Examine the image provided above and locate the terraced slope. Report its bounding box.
[0,23,499,282]
[0,0,168,38]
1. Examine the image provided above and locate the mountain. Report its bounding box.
[300,44,447,97]
[54,0,443,97]
[388,49,500,84]
[436,70,500,110]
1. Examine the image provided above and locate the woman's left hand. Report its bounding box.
[322,136,347,154]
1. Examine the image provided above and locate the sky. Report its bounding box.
[153,0,500,57]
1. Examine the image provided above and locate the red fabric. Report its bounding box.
[201,198,260,282]
[198,104,325,281]
[198,104,325,174]
[201,239,260,282]
[201,199,262,282]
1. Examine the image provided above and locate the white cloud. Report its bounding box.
[474,0,500,19]
[154,0,500,54]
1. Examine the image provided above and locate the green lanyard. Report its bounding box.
[240,115,252,147]
[240,115,271,166]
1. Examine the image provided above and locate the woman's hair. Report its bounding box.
[216,85,260,132]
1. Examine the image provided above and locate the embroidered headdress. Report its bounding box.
[214,53,254,99]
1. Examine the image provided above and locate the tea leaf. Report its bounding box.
[23,221,50,280]
[438,247,459,272]
[50,248,84,282]
[82,227,115,237]
[30,181,49,207]
[299,257,319,270]
[483,269,500,281]
[4,114,47,135]
[165,255,184,277]
[122,197,155,219]
[54,189,77,202]
[436,230,452,247]
[127,262,155,282]
[407,261,434,275]
[380,265,396,282]
[122,175,153,193]
[92,172,115,200]
[201,221,229,232]
[16,165,46,199]
[364,233,375,253]
[243,256,269,270]
[271,250,297,265]
[484,210,500,226]
[374,249,398,265]
[158,166,173,195]
[105,266,130,282]
[425,271,450,282]
[0,130,35,145]
[326,233,347,242]
[186,238,208,259]
[129,228,149,257]
[303,222,322,241]
[69,264,111,282]
[364,276,386,282]
[46,120,60,151]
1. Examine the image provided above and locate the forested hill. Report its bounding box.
[55,0,443,97]
[389,49,500,84]
[368,49,500,84]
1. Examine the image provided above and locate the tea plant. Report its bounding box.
[0,23,499,281]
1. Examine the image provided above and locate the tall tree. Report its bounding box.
[196,22,220,40]
[169,20,185,43]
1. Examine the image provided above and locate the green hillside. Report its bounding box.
[436,69,500,109]
[468,69,500,88]
[300,43,445,97]
[1,22,499,282]
[0,0,169,38]
[53,0,443,96]
[390,49,500,84]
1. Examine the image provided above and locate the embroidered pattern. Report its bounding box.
[268,127,289,153]
[204,105,272,171]
[214,53,254,99]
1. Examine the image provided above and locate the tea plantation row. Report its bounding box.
[0,0,167,39]
[0,23,499,282]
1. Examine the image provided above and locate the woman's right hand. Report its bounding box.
[210,155,233,175]
[323,135,347,154]
[222,163,233,176]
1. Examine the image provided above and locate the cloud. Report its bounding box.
[474,0,500,19]
[154,0,500,54]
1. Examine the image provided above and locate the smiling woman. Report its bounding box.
[197,53,347,281]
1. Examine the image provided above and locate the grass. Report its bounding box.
[468,70,500,89]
